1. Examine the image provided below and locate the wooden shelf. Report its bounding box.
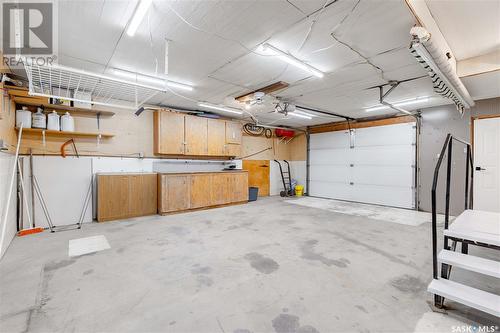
[12,97,115,117]
[15,127,114,138]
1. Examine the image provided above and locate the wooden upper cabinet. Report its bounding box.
[154,111,185,155]
[207,119,226,156]
[225,144,241,157]
[225,121,242,144]
[154,111,242,157]
[185,115,208,155]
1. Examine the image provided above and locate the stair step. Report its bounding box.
[428,279,500,317]
[438,250,500,278]
[444,210,500,247]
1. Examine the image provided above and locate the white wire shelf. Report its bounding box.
[24,62,167,110]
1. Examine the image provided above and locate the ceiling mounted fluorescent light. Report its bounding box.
[288,112,312,120]
[365,97,430,112]
[262,43,324,78]
[294,109,317,117]
[198,102,243,115]
[127,0,153,37]
[166,81,193,91]
[112,69,193,91]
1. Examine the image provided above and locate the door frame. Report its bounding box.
[470,114,500,153]
[306,115,419,209]
[470,114,500,210]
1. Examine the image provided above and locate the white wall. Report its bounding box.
[270,160,307,196]
[0,153,17,259]
[19,156,239,228]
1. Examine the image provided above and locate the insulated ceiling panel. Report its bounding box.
[17,0,460,125]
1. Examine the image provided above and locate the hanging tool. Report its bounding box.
[60,139,79,158]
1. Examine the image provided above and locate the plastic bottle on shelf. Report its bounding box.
[61,112,75,132]
[47,110,60,131]
[32,107,47,129]
[16,106,32,128]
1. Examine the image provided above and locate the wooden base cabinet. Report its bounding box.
[158,171,248,214]
[158,174,190,213]
[97,173,157,222]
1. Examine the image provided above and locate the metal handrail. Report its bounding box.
[430,134,474,281]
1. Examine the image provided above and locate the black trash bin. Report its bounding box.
[248,187,259,201]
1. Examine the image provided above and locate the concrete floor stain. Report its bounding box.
[300,240,348,268]
[390,274,426,294]
[271,313,320,333]
[244,253,279,274]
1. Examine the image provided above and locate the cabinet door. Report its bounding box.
[185,115,208,155]
[167,175,190,212]
[225,143,241,157]
[129,174,157,216]
[97,175,130,221]
[211,173,231,205]
[225,121,242,144]
[190,174,212,208]
[231,173,249,202]
[154,111,185,155]
[158,174,168,213]
[208,119,226,156]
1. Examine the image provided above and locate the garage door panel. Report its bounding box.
[309,181,352,200]
[310,165,350,183]
[310,131,350,149]
[352,184,414,208]
[352,165,413,187]
[355,123,416,146]
[309,148,351,164]
[309,122,416,209]
[353,145,414,166]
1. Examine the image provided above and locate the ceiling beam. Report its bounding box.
[235,81,289,102]
[458,50,500,78]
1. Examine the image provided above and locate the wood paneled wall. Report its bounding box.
[0,87,17,153]
[241,134,292,161]
[289,133,307,161]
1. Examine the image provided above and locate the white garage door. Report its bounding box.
[309,122,416,209]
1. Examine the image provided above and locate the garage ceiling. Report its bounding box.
[425,0,500,61]
[17,0,462,126]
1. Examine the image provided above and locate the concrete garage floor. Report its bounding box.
[0,197,498,333]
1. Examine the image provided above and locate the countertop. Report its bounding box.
[96,172,157,176]
[157,170,247,175]
[97,170,247,176]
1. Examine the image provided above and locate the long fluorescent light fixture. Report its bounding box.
[198,102,243,115]
[288,112,312,120]
[127,0,153,37]
[365,97,430,112]
[294,108,317,117]
[112,69,193,91]
[262,43,324,78]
